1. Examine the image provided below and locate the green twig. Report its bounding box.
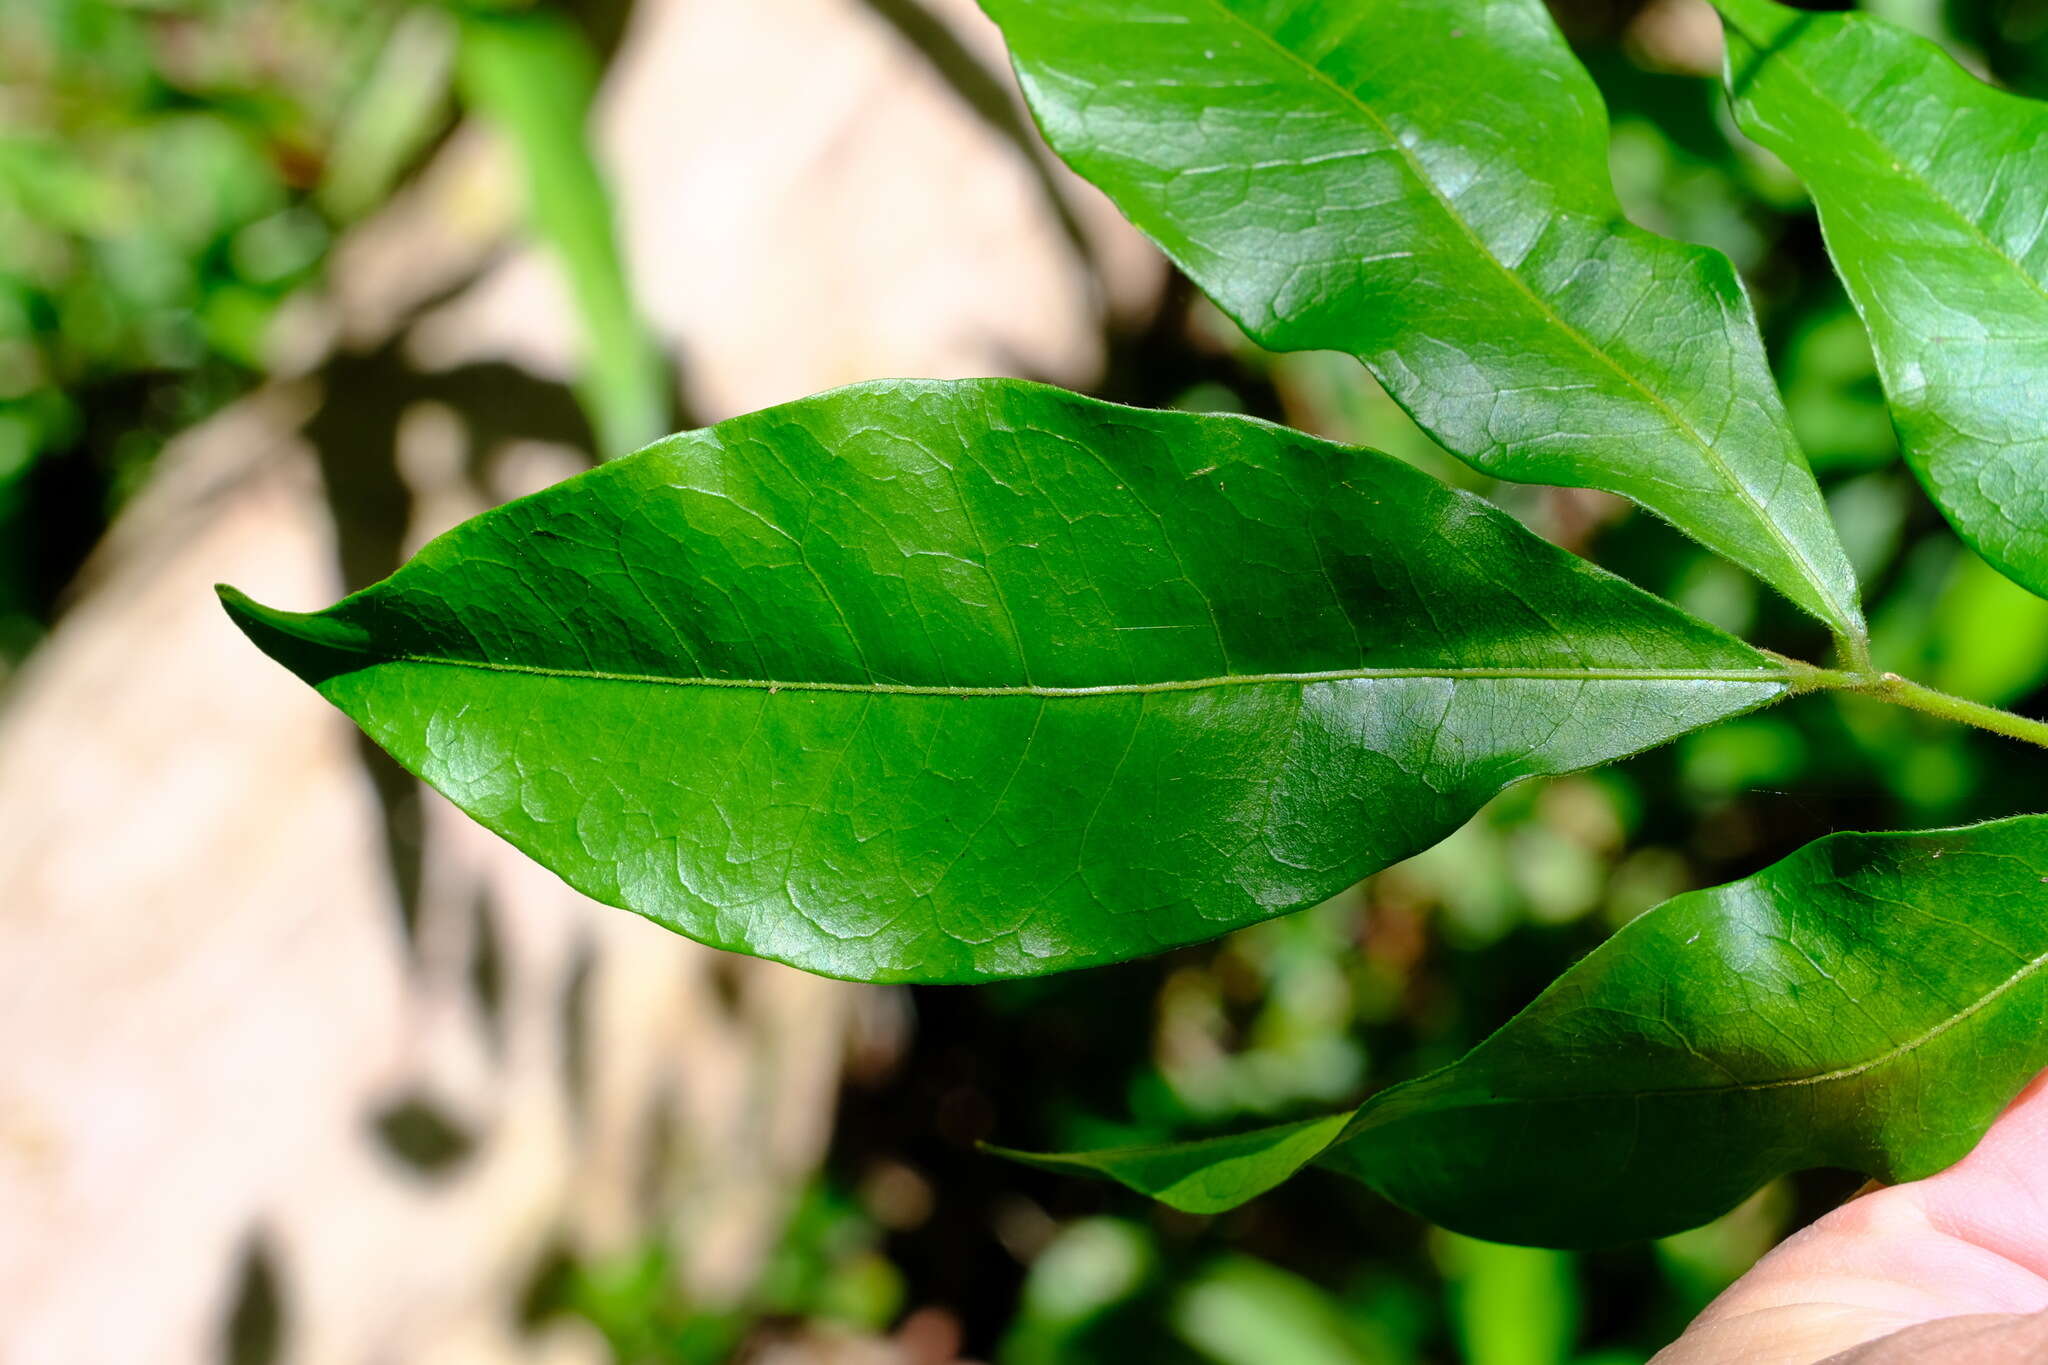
[1826,671,2048,752]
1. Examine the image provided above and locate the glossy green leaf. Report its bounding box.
[1002,816,2048,1246]
[1717,0,2048,599]
[221,379,1791,983]
[980,0,1864,641]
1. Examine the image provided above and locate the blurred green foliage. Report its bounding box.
[0,0,656,673]
[527,1185,907,1364]
[0,0,436,662]
[12,0,2048,1360]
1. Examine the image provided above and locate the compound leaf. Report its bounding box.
[1717,0,2048,601]
[223,379,1790,984]
[980,0,1864,641]
[1002,816,2048,1246]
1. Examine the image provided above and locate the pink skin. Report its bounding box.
[1656,1070,2048,1363]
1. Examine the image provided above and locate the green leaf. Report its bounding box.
[988,1114,1352,1215]
[980,0,1864,642]
[1000,816,2048,1246]
[1716,0,2048,600]
[222,379,1792,984]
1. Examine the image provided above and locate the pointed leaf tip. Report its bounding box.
[217,584,379,688]
[984,1112,1352,1215]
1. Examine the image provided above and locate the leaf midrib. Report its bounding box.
[369,652,1799,698]
[1186,0,1849,631]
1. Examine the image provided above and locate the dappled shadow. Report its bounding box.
[302,335,600,951]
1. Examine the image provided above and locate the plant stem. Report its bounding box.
[1776,654,2048,750]
[1837,628,1875,677]
[1836,672,2048,752]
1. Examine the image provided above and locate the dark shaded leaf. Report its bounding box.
[1002,817,2048,1246]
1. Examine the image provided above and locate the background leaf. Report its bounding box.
[457,7,669,457]
[1003,816,2048,1247]
[980,0,1864,643]
[988,1114,1351,1216]
[222,379,1791,983]
[1717,0,2048,600]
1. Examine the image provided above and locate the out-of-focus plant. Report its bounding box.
[0,0,429,659]
[527,1183,907,1365]
[454,4,668,459]
[0,0,660,673]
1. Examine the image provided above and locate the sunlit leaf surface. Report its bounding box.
[224,380,1786,982]
[982,0,1864,639]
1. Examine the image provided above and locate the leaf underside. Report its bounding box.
[1717,0,2048,601]
[1004,817,2048,1247]
[981,0,1863,638]
[224,379,1785,983]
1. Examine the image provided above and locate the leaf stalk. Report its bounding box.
[1820,670,2048,752]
